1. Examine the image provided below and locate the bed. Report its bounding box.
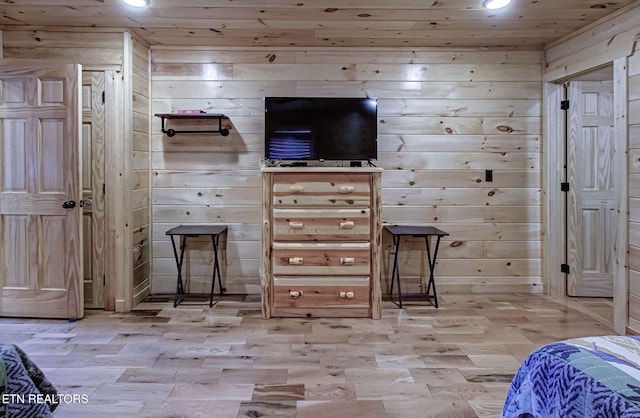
[0,343,58,418]
[502,335,640,417]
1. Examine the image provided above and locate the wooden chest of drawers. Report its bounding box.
[262,168,382,318]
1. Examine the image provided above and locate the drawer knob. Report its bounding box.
[290,290,303,298]
[289,185,304,194]
[289,257,304,265]
[340,257,355,265]
[289,222,304,229]
[339,185,355,194]
[339,221,355,229]
[340,291,355,299]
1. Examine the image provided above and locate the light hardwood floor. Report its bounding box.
[1,294,614,418]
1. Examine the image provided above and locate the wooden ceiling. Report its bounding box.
[0,0,638,49]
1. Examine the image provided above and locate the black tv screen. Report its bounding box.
[264,97,378,161]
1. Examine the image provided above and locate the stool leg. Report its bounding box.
[390,235,403,308]
[214,233,225,294]
[170,235,187,307]
[425,235,442,309]
[169,236,179,307]
[210,233,224,308]
[390,235,397,295]
[209,235,216,308]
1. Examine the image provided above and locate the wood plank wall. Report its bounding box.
[131,35,152,305]
[150,48,544,296]
[1,28,125,68]
[628,48,640,332]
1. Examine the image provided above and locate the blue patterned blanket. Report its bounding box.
[0,344,58,418]
[502,336,640,418]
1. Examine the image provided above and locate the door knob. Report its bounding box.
[80,199,93,207]
[61,200,76,209]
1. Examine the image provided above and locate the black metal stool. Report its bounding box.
[166,224,227,307]
[385,225,449,308]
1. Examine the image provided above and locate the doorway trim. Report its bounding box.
[543,58,629,334]
[612,58,630,335]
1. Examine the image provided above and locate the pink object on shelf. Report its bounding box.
[177,109,206,114]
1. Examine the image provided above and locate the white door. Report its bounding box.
[0,64,83,319]
[82,71,105,309]
[566,80,615,297]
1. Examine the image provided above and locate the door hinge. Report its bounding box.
[102,91,105,104]
[561,264,571,274]
[561,182,570,192]
[103,275,106,286]
[103,183,106,195]
[561,100,570,110]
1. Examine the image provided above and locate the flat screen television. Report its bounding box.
[264,97,378,161]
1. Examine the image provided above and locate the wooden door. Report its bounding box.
[0,64,83,319]
[82,72,105,309]
[566,80,615,297]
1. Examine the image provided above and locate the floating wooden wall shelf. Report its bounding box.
[155,113,231,137]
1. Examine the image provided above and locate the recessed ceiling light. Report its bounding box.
[483,0,512,10]
[122,0,150,7]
